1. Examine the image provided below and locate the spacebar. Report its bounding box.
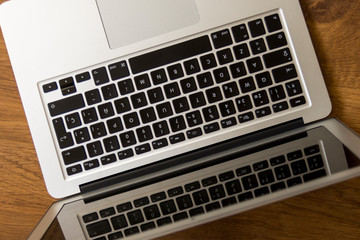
[129,35,212,74]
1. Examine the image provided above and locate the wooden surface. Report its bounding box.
[0,0,360,239]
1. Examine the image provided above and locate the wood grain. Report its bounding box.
[0,0,359,239]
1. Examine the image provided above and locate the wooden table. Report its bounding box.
[1,0,360,239]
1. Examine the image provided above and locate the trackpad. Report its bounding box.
[96,0,200,49]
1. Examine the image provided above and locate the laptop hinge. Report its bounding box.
[80,118,304,203]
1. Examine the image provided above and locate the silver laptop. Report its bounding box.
[1,0,360,239]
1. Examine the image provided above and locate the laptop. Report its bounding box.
[1,0,360,239]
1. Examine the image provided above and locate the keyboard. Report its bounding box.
[80,142,326,239]
[39,10,307,177]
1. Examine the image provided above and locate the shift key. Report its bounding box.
[48,94,85,117]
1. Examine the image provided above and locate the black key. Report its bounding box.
[74,127,90,144]
[75,72,90,83]
[266,32,287,50]
[186,110,203,127]
[204,122,220,134]
[129,35,212,74]
[242,174,259,190]
[192,190,210,205]
[86,220,111,238]
[140,107,157,124]
[167,187,184,197]
[90,122,107,139]
[87,141,103,158]
[271,182,286,192]
[108,61,130,80]
[141,222,156,232]
[157,217,172,227]
[290,96,306,107]
[232,24,249,42]
[189,207,205,217]
[118,149,134,160]
[238,112,255,123]
[286,80,303,96]
[134,74,151,90]
[254,186,270,197]
[213,67,230,83]
[100,207,116,218]
[219,171,235,182]
[62,146,87,165]
[65,113,81,129]
[84,159,100,170]
[253,160,269,171]
[287,150,303,161]
[270,155,286,166]
[255,71,273,88]
[127,210,144,225]
[186,128,203,139]
[117,202,132,213]
[135,144,150,156]
[200,53,217,70]
[303,169,327,182]
[239,77,256,93]
[247,57,264,73]
[160,200,177,215]
[203,106,220,122]
[202,176,218,187]
[189,92,206,108]
[236,95,253,112]
[100,154,117,165]
[43,82,58,93]
[124,227,140,237]
[131,92,148,109]
[153,121,170,137]
[248,19,266,37]
[169,133,185,144]
[108,232,124,240]
[307,155,324,170]
[250,38,267,55]
[291,160,308,175]
[85,89,102,105]
[205,202,221,212]
[106,117,124,134]
[184,58,201,75]
[238,192,254,202]
[114,97,131,114]
[263,48,292,69]
[180,77,197,94]
[81,108,98,124]
[103,136,120,153]
[230,62,247,78]
[258,169,275,185]
[167,63,184,80]
[185,181,201,192]
[156,102,173,119]
[118,78,135,95]
[123,112,140,129]
[143,205,160,220]
[172,97,190,115]
[197,72,214,88]
[269,85,286,102]
[223,82,240,98]
[150,192,166,202]
[304,145,320,156]
[53,118,74,149]
[255,107,271,118]
[101,84,118,100]
[92,67,110,86]
[233,43,250,60]
[48,94,85,117]
[225,179,242,195]
[98,102,115,119]
[176,195,193,210]
[169,116,186,132]
[83,212,99,223]
[287,177,302,187]
[265,14,283,32]
[173,212,189,222]
[273,101,289,113]
[222,197,237,207]
[236,166,252,176]
[134,197,150,208]
[274,164,291,180]
[219,100,236,117]
[221,117,237,129]
[272,64,298,83]
[252,90,269,107]
[211,29,233,49]
[216,48,234,65]
[147,87,165,104]
[206,87,223,103]
[59,77,76,96]
[151,69,168,85]
[119,131,137,147]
